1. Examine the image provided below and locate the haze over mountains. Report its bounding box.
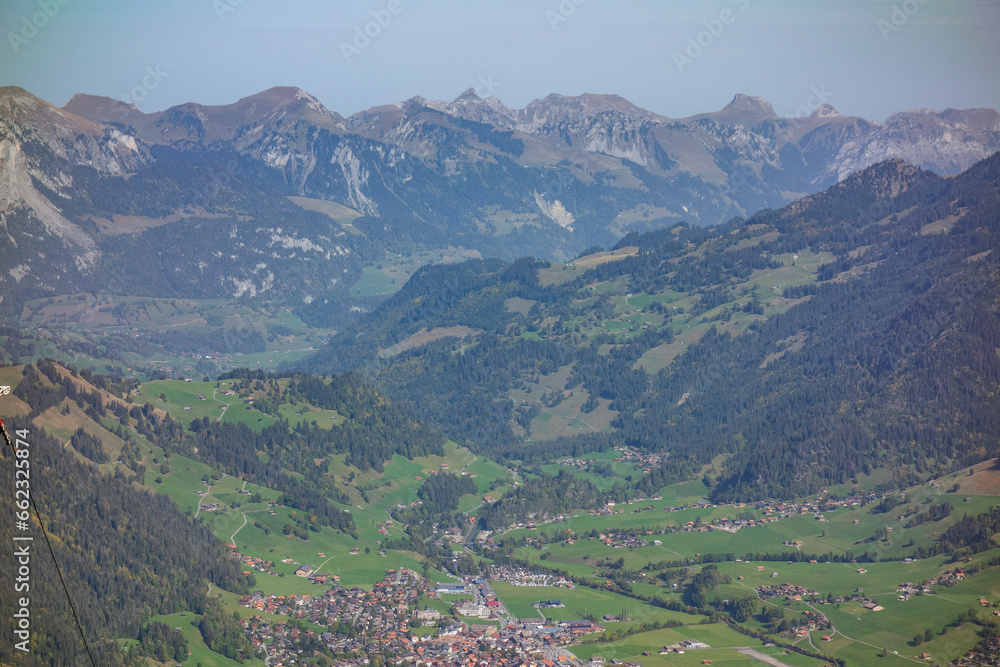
[3,84,1000,667]
[1,84,998,323]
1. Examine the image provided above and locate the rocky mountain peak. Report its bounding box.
[61,85,344,146]
[840,157,929,196]
[397,95,448,115]
[711,93,778,125]
[938,107,1000,133]
[1,86,108,144]
[517,92,663,134]
[810,103,840,119]
[223,86,344,128]
[452,88,482,103]
[63,93,138,120]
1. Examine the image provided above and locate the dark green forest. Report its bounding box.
[300,154,1000,503]
[0,419,252,666]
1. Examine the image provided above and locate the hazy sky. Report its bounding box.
[2,0,998,121]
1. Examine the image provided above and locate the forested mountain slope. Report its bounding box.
[0,358,453,663]
[299,154,1000,500]
[0,416,252,666]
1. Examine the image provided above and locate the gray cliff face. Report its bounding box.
[0,86,997,314]
[46,87,1000,233]
[824,109,1000,181]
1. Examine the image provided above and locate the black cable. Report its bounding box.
[1,418,97,667]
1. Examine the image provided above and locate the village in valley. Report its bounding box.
[200,459,999,667]
[7,367,995,667]
[233,568,610,667]
[171,431,1000,667]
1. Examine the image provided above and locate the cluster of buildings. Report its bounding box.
[379,619,602,667]
[235,568,613,666]
[791,609,831,637]
[487,565,574,588]
[585,506,628,519]
[855,595,883,612]
[454,600,503,619]
[434,526,466,547]
[493,485,885,540]
[660,500,714,513]
[755,583,819,602]
[532,600,565,609]
[895,581,933,601]
[240,617,322,665]
[615,446,670,472]
[553,444,670,474]
[702,515,774,533]
[238,568,423,628]
[929,567,968,588]
[951,635,1000,666]
[438,578,508,620]
[587,530,655,549]
[657,639,712,654]
[753,490,884,520]
[227,546,274,573]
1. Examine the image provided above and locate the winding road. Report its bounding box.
[194,472,226,518]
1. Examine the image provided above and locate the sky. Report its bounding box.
[1,0,998,122]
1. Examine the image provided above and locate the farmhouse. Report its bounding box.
[535,600,565,609]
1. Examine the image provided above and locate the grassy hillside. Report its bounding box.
[299,155,1000,505]
[3,359,998,665]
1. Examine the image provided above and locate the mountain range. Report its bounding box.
[1,84,998,325]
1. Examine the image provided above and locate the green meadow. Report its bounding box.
[570,624,817,666]
[491,581,705,638]
[145,434,497,592]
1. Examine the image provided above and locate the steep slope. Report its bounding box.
[2,86,998,328]
[56,86,1000,251]
[0,86,146,171]
[0,90,367,323]
[822,107,1000,181]
[682,92,778,127]
[0,411,251,665]
[298,154,1000,498]
[0,87,153,302]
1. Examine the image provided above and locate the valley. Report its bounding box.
[2,348,999,665]
[1,77,999,666]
